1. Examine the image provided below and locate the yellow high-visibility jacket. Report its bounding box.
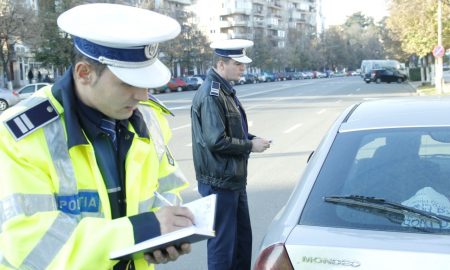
[0,86,188,270]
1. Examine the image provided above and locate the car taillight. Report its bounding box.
[253,243,294,270]
[12,91,18,96]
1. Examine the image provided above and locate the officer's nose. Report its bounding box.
[133,87,149,101]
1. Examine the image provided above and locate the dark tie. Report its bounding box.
[100,118,118,151]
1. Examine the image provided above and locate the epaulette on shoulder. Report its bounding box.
[210,81,220,97]
[147,94,174,116]
[4,99,59,141]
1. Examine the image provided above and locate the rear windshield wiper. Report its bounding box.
[324,195,450,225]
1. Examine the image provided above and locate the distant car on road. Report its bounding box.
[0,87,20,111]
[369,69,407,84]
[231,76,245,85]
[184,76,203,90]
[193,74,206,81]
[149,84,169,94]
[254,97,450,270]
[232,74,257,85]
[167,77,188,92]
[243,73,257,84]
[257,72,275,82]
[301,71,313,79]
[15,83,50,100]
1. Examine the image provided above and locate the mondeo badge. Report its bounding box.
[302,256,361,267]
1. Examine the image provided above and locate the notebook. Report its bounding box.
[110,194,216,260]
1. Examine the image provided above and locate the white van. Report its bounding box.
[360,60,405,81]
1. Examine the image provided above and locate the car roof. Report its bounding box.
[340,97,450,132]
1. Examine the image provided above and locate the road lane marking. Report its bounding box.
[239,82,313,98]
[246,105,259,110]
[283,123,303,134]
[169,105,191,110]
[172,124,191,131]
[248,121,253,127]
[317,109,326,114]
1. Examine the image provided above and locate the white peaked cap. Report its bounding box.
[57,3,181,88]
[210,39,254,64]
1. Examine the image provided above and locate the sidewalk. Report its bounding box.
[410,70,450,95]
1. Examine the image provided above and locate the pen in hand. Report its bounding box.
[154,191,195,226]
[154,191,175,206]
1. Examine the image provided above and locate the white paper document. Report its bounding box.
[110,194,217,260]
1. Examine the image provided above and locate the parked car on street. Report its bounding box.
[167,77,188,92]
[254,97,450,270]
[193,74,206,81]
[314,71,327,78]
[184,76,203,90]
[230,76,245,86]
[274,72,287,81]
[369,68,408,83]
[257,72,276,82]
[148,84,170,94]
[301,71,313,79]
[232,74,258,85]
[291,72,304,80]
[0,87,20,111]
[15,83,50,100]
[243,73,257,84]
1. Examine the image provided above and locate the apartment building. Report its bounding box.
[194,0,317,48]
[153,0,193,11]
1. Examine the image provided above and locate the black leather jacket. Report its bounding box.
[191,69,254,190]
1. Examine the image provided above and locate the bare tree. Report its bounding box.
[0,0,40,87]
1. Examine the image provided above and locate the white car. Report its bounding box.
[0,87,20,111]
[254,97,450,269]
[16,83,50,100]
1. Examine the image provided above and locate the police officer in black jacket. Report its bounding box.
[191,39,270,270]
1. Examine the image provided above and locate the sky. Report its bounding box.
[321,0,389,28]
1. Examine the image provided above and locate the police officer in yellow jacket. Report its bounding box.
[0,3,194,270]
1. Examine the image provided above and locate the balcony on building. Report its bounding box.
[253,20,265,28]
[219,20,232,28]
[252,4,264,16]
[233,20,251,27]
[266,17,280,28]
[169,0,192,4]
[230,32,252,39]
[253,0,266,5]
[267,0,282,9]
[220,7,251,16]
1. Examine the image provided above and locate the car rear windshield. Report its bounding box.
[300,127,450,234]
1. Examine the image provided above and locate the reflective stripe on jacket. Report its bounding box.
[0,87,188,270]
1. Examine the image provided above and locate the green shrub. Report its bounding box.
[408,68,421,81]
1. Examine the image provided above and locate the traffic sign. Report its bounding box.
[433,45,445,58]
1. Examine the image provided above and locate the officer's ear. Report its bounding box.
[74,61,94,85]
[216,60,225,72]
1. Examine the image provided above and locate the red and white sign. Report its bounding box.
[433,45,445,58]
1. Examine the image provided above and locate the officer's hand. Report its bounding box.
[251,137,271,153]
[144,207,194,264]
[144,243,191,264]
[154,206,195,234]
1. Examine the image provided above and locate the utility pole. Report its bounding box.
[436,0,444,94]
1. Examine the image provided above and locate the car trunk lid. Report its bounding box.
[285,226,450,269]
